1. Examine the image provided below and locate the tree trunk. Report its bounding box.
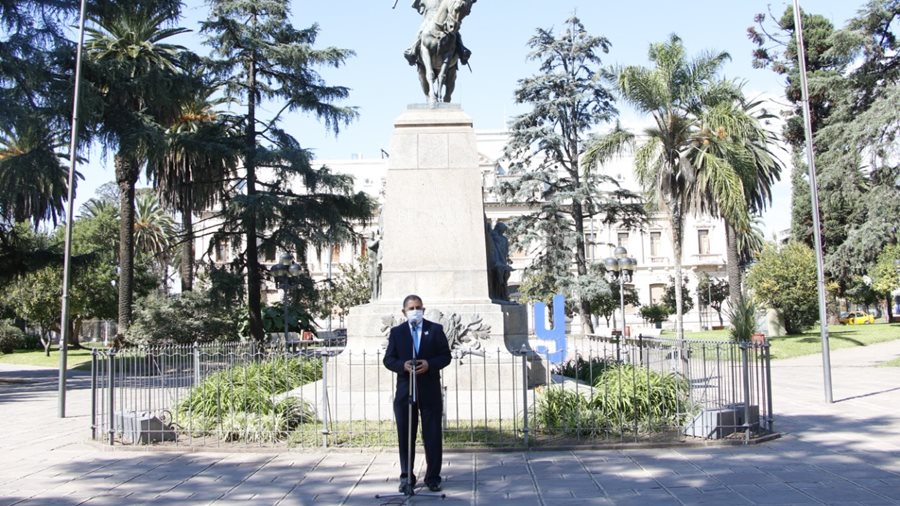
[180,201,194,292]
[244,46,265,342]
[571,200,594,334]
[115,153,137,335]
[724,221,742,307]
[68,318,82,349]
[41,326,50,356]
[670,206,685,342]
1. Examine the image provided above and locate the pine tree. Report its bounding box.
[500,16,645,334]
[202,0,375,341]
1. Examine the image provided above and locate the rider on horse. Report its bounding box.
[403,0,473,66]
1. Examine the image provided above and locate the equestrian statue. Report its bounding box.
[401,0,476,103]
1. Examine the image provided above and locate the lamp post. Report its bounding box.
[604,246,637,344]
[270,253,302,347]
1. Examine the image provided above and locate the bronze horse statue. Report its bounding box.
[415,0,474,103]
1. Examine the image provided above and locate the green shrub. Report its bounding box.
[535,362,692,438]
[555,355,616,384]
[639,303,671,325]
[0,321,24,354]
[728,295,757,343]
[20,333,44,351]
[176,357,321,442]
[534,386,607,437]
[591,363,690,430]
[746,242,819,334]
[127,291,240,345]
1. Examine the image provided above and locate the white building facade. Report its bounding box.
[197,129,729,334]
[301,130,729,334]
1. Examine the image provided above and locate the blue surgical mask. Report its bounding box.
[406,309,424,325]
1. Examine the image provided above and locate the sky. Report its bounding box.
[73,0,865,237]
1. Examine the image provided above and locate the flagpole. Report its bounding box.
[792,0,833,403]
[59,0,89,418]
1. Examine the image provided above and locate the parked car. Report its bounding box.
[839,311,876,325]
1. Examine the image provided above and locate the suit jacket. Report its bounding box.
[383,319,452,401]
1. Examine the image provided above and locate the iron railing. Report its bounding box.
[90,335,773,448]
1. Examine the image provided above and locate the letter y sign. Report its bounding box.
[533,294,566,364]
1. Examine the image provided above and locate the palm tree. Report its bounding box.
[614,35,738,341]
[0,121,72,227]
[134,190,177,290]
[84,2,188,332]
[148,70,239,292]
[694,97,782,303]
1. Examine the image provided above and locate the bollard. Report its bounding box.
[763,341,774,432]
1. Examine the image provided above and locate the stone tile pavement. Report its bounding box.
[1,338,899,505]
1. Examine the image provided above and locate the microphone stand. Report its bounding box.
[376,326,445,503]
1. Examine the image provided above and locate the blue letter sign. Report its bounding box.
[533,294,566,364]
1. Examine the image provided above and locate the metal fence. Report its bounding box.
[90,334,773,449]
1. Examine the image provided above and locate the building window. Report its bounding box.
[585,232,596,261]
[698,229,710,255]
[261,242,276,263]
[214,243,226,263]
[650,231,661,257]
[330,244,341,264]
[649,283,666,304]
[617,232,629,248]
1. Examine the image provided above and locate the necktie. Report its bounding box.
[411,324,420,354]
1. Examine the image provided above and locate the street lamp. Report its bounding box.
[270,253,302,347]
[604,246,637,346]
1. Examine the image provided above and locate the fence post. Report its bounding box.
[192,342,200,387]
[107,348,116,446]
[638,333,644,365]
[90,348,98,440]
[763,342,774,432]
[519,344,530,447]
[740,342,752,444]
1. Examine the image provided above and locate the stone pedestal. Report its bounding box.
[345,105,527,354]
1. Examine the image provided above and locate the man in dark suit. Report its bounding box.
[383,294,452,493]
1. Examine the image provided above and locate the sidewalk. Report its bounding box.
[1,340,899,505]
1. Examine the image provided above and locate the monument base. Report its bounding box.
[345,300,528,353]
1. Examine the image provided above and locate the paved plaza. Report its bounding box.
[1,339,899,505]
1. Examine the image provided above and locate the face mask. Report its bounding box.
[406,309,424,325]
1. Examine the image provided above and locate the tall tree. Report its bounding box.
[500,16,644,333]
[693,95,783,303]
[814,0,900,283]
[0,120,73,227]
[148,60,240,292]
[83,1,188,333]
[751,2,900,305]
[0,0,76,134]
[202,0,375,341]
[611,34,736,341]
[133,190,177,290]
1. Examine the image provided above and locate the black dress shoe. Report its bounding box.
[398,477,417,493]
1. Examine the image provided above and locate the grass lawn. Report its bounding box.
[0,343,101,369]
[669,323,900,360]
